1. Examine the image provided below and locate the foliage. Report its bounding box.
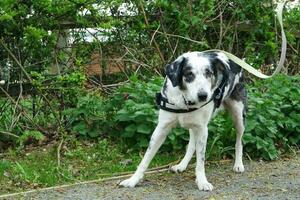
[18,130,45,147]
[0,0,299,82]
[63,93,107,138]
[243,75,300,160]
[0,138,177,194]
[110,75,188,150]
[105,74,300,160]
[2,71,300,161]
[0,0,299,162]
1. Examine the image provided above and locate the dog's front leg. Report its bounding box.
[170,129,195,173]
[119,112,176,188]
[194,126,213,191]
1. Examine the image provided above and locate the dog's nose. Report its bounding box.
[197,91,208,101]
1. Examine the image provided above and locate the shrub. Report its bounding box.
[107,74,300,160]
[110,75,188,150]
[63,93,108,138]
[243,75,300,160]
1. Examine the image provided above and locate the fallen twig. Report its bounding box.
[0,157,237,199]
[0,131,20,138]
[57,138,64,167]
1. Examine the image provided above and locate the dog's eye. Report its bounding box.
[205,69,213,78]
[184,71,195,82]
[185,72,194,78]
[186,72,193,76]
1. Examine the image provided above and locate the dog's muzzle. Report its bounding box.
[197,91,208,102]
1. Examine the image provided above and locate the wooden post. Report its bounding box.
[51,29,71,74]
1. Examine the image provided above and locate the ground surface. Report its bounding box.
[1,154,300,200]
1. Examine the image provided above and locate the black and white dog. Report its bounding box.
[120,51,247,191]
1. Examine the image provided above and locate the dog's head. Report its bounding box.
[165,51,229,106]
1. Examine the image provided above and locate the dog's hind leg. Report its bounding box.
[119,110,177,188]
[225,99,246,173]
[170,129,195,173]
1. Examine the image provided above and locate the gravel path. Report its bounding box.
[2,154,300,200]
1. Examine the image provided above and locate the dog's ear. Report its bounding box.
[165,57,187,87]
[211,56,229,79]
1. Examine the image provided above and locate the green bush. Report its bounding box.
[243,75,300,160]
[104,74,300,160]
[63,93,108,138]
[110,75,188,150]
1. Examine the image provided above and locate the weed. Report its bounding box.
[0,139,178,194]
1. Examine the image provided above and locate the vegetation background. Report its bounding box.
[0,0,299,194]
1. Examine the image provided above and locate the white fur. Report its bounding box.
[225,100,245,172]
[166,52,215,109]
[120,52,245,191]
[120,107,216,191]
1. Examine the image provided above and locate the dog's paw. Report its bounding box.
[170,164,187,173]
[119,176,141,188]
[197,181,213,191]
[233,164,245,173]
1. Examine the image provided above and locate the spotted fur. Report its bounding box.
[120,51,247,191]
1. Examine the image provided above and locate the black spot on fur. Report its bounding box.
[229,60,242,74]
[230,83,246,102]
[183,66,195,83]
[226,74,236,97]
[205,68,213,78]
[239,73,245,82]
[165,57,187,88]
[203,52,230,91]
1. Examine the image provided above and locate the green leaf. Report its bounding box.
[73,123,87,136]
[138,137,149,147]
[137,124,152,134]
[88,130,100,138]
[242,133,255,144]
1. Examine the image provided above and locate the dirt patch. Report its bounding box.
[2,154,300,200]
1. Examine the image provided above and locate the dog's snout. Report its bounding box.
[197,91,208,101]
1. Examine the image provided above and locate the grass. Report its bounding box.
[0,137,179,195]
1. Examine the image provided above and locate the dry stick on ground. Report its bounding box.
[57,138,64,168]
[0,157,236,199]
[0,167,171,199]
[97,158,182,177]
[0,131,20,138]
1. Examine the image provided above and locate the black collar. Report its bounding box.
[156,93,198,113]
[155,78,227,113]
